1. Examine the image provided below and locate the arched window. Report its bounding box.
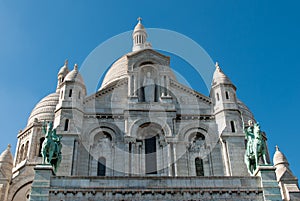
[64,119,69,131]
[38,137,45,157]
[78,91,81,99]
[230,121,236,133]
[18,144,24,163]
[97,157,106,176]
[23,141,29,160]
[139,61,154,66]
[69,89,72,97]
[195,157,204,176]
[216,93,220,101]
[225,91,229,100]
[61,90,64,99]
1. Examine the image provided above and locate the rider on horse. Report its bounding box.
[41,121,62,172]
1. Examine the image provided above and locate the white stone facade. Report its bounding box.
[0,19,298,201]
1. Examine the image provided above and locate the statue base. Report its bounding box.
[254,165,282,201]
[29,164,55,201]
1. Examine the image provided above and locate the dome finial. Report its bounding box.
[64,59,68,66]
[137,17,142,23]
[7,144,11,150]
[215,62,219,68]
[275,145,279,151]
[74,63,78,71]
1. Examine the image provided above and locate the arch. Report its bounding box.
[133,56,166,70]
[23,141,29,160]
[18,144,24,163]
[10,180,33,201]
[93,131,112,142]
[85,122,122,146]
[139,61,154,66]
[178,122,209,142]
[129,118,172,138]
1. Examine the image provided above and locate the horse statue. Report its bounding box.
[41,121,62,172]
[244,121,268,175]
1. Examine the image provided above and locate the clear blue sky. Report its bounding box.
[0,1,299,178]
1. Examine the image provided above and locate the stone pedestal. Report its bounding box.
[30,165,54,201]
[254,165,282,201]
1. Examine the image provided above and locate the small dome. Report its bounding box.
[64,64,85,85]
[27,93,59,126]
[0,144,13,164]
[134,17,145,32]
[212,62,233,86]
[0,144,13,178]
[273,145,289,166]
[58,60,69,75]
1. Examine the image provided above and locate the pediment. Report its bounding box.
[170,79,212,106]
[127,49,170,69]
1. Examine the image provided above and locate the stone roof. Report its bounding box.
[65,64,85,85]
[0,144,13,164]
[27,92,59,126]
[212,62,234,86]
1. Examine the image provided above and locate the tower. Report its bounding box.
[273,146,300,200]
[56,60,70,93]
[132,17,152,52]
[210,62,247,176]
[0,145,13,201]
[54,63,86,176]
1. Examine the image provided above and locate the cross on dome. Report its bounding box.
[137,17,142,23]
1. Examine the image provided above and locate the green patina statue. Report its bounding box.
[41,121,62,172]
[244,120,268,175]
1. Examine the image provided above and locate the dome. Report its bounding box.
[58,60,69,75]
[27,93,59,126]
[64,64,85,85]
[237,99,255,124]
[99,55,128,90]
[273,145,289,166]
[0,144,13,177]
[212,62,233,86]
[134,22,145,31]
[134,17,145,32]
[0,144,13,164]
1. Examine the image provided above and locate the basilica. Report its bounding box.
[0,19,299,201]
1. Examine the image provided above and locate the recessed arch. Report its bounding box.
[178,122,209,142]
[83,122,122,146]
[129,118,171,138]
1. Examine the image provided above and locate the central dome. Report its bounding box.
[100,55,128,90]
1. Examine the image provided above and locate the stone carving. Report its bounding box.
[189,135,205,153]
[244,120,268,174]
[143,72,155,102]
[41,121,62,172]
[158,134,167,147]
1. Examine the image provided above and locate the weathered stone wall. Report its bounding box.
[48,176,264,201]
